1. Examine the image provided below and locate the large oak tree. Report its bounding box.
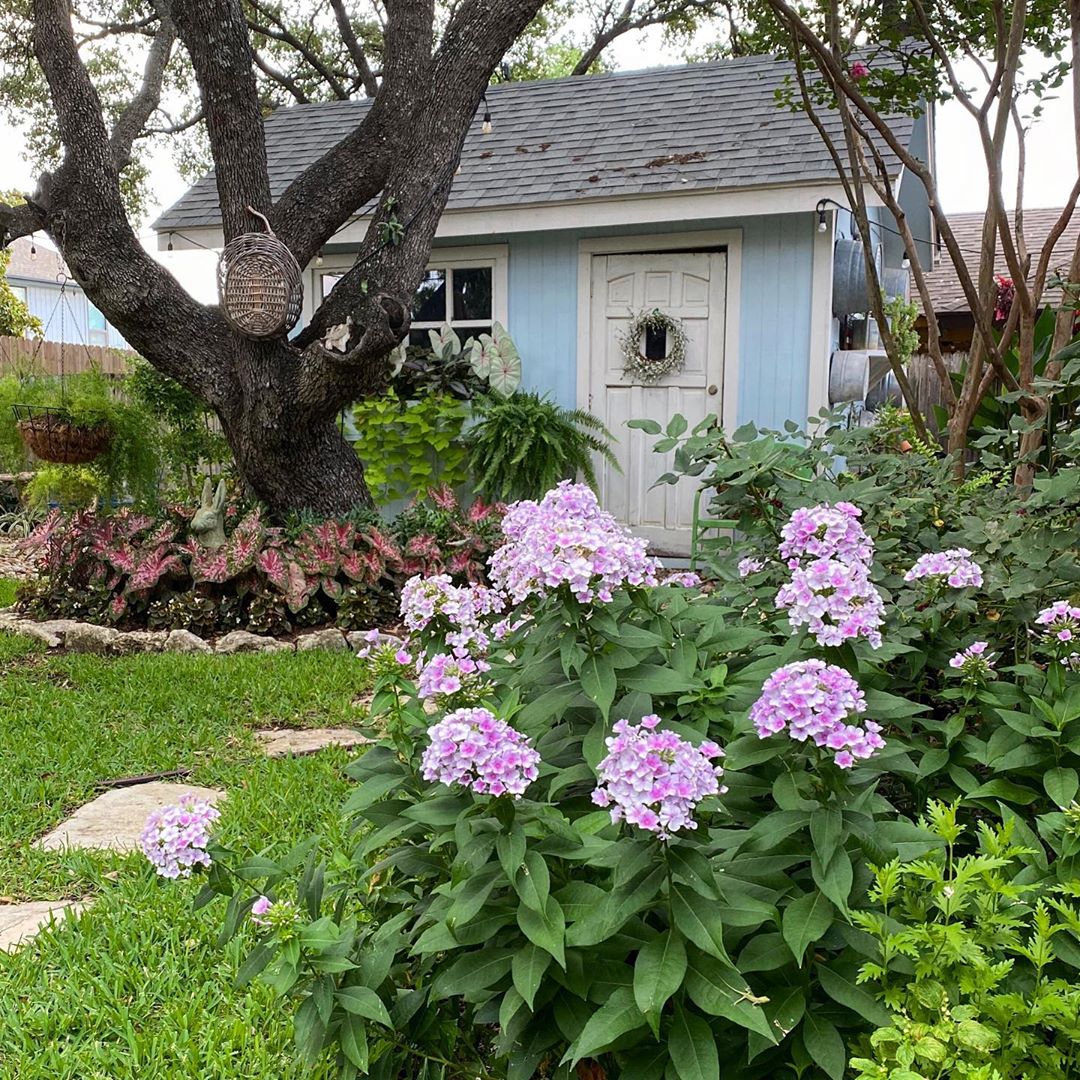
[0,0,731,515]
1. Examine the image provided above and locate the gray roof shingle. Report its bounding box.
[153,55,916,233]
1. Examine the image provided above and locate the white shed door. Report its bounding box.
[586,252,726,554]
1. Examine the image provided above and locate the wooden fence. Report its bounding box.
[907,352,967,432]
[0,336,134,376]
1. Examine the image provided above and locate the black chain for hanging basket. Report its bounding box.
[13,404,113,465]
[217,206,303,338]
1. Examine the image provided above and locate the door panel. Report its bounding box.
[587,252,726,554]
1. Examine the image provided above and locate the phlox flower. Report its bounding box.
[665,571,702,588]
[775,556,885,648]
[489,482,659,605]
[592,715,726,838]
[850,61,870,79]
[140,794,220,879]
[750,660,884,768]
[948,641,995,681]
[421,707,540,798]
[738,556,765,578]
[779,502,873,569]
[416,651,491,703]
[904,548,983,589]
[399,575,503,657]
[356,628,413,672]
[1034,601,1080,667]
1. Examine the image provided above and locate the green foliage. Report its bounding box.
[849,802,1080,1080]
[352,392,471,505]
[465,390,618,502]
[881,294,919,369]
[125,356,230,498]
[0,247,42,339]
[0,371,51,472]
[24,462,107,508]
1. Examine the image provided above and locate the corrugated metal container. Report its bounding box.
[832,239,883,317]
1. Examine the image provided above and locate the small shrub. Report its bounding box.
[392,484,504,581]
[465,390,619,501]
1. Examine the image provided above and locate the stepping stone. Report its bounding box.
[36,782,225,853]
[0,900,88,952]
[255,727,371,758]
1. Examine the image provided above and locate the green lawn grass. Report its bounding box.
[0,629,372,1079]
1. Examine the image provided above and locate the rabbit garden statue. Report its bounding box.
[191,477,227,549]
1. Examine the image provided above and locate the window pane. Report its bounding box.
[409,329,433,350]
[459,326,491,346]
[87,302,107,332]
[413,269,446,322]
[321,273,343,300]
[452,267,492,321]
[11,285,26,303]
[644,323,667,361]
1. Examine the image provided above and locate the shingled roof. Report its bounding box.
[917,208,1080,314]
[154,56,916,234]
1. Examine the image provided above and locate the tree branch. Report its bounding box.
[171,0,272,241]
[110,5,176,170]
[329,0,380,96]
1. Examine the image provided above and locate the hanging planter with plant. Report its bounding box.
[618,307,689,384]
[13,403,113,464]
[10,272,113,466]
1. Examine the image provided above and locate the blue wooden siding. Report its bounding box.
[502,214,816,431]
[9,278,127,350]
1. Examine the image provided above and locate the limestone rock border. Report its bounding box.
[0,608,376,656]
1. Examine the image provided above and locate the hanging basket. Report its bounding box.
[13,404,112,465]
[217,206,303,339]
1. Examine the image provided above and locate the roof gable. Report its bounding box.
[154,56,917,234]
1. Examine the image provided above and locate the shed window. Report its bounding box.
[319,247,505,351]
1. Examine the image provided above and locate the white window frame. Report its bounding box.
[311,244,509,335]
[86,299,108,346]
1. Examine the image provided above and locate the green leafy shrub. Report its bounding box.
[849,800,1080,1080]
[465,391,618,501]
[125,356,230,498]
[351,392,470,505]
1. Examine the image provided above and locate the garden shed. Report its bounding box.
[155,55,933,550]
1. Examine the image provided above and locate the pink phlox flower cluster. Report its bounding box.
[664,571,702,588]
[778,502,873,570]
[492,613,532,641]
[738,556,765,578]
[904,548,983,589]
[416,651,491,702]
[775,557,885,649]
[356,628,412,670]
[139,794,220,879]
[850,60,870,79]
[1035,600,1080,642]
[421,707,540,797]
[591,714,726,838]
[490,482,659,605]
[750,660,884,769]
[949,641,995,680]
[251,895,272,921]
[399,574,503,657]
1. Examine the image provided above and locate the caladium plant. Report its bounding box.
[18,499,406,634]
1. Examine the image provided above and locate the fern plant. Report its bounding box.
[465,390,619,501]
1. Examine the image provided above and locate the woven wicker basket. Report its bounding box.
[17,413,112,465]
[217,207,302,339]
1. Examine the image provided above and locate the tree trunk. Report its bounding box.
[223,407,372,516]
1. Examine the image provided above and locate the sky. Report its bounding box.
[1,29,1075,302]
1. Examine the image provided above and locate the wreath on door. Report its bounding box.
[618,308,689,384]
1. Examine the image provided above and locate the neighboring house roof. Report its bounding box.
[154,56,917,233]
[918,208,1080,314]
[5,236,72,283]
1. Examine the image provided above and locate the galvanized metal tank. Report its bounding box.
[832,238,884,317]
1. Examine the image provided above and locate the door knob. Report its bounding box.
[707,384,718,396]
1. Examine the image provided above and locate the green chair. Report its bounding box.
[689,487,737,571]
